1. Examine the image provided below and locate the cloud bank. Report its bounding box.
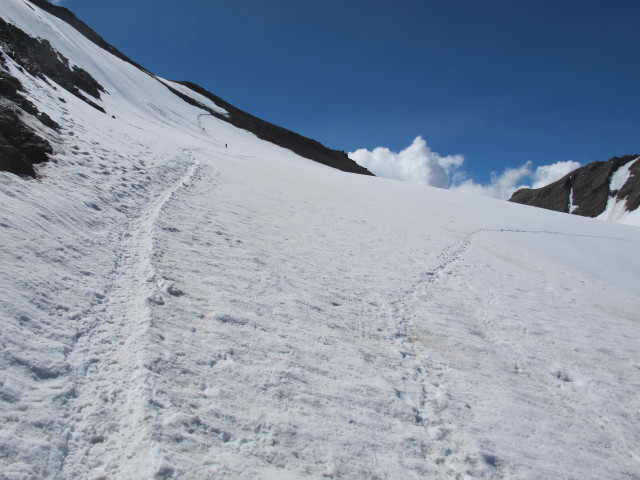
[450,160,581,199]
[349,137,580,200]
[349,136,464,189]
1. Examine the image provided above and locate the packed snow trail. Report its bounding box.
[197,113,213,130]
[60,158,198,479]
[389,227,640,478]
[137,150,495,479]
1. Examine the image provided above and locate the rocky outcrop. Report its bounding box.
[0,16,105,112]
[0,51,58,177]
[0,104,53,177]
[509,155,640,218]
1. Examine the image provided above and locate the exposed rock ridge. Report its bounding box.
[0,50,59,176]
[174,81,373,176]
[0,16,106,111]
[509,155,640,218]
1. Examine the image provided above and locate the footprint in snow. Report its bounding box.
[166,285,184,297]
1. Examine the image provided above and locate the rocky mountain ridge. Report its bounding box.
[509,154,640,224]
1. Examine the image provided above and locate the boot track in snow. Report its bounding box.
[60,158,198,479]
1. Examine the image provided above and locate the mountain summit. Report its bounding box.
[1,1,639,479]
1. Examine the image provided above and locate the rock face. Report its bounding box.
[509,155,640,219]
[0,12,109,177]
[0,50,60,177]
[0,104,53,177]
[0,16,105,111]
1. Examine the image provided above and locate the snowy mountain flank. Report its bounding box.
[510,155,640,227]
[1,1,639,479]
[0,0,369,178]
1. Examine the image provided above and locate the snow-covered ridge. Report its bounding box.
[1,0,368,177]
[157,78,229,117]
[1,0,640,479]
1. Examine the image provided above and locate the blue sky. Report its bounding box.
[53,0,638,190]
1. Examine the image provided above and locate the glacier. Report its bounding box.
[1,1,639,479]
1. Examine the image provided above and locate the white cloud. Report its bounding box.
[348,136,464,188]
[451,163,533,199]
[531,160,581,188]
[350,136,581,200]
[451,159,581,199]
[50,0,67,5]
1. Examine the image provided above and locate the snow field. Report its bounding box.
[125,148,640,479]
[133,161,480,478]
[1,0,640,478]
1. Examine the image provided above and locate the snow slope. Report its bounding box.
[1,1,640,479]
[597,156,640,226]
